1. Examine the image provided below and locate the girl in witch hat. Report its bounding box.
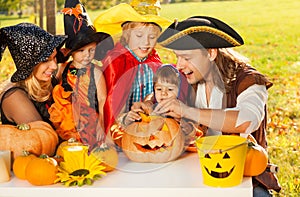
[48,0,114,150]
[0,23,67,126]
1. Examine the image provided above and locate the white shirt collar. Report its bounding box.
[195,83,223,109]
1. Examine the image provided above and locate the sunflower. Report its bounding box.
[55,146,106,186]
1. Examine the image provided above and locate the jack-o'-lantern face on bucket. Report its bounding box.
[121,115,185,163]
[203,152,235,178]
[196,135,248,187]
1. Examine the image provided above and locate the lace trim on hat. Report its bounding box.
[159,26,242,47]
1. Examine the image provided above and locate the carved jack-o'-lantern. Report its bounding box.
[121,115,185,163]
[196,135,247,187]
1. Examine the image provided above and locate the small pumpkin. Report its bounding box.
[0,121,59,160]
[25,154,58,186]
[121,114,185,163]
[244,138,268,177]
[12,151,37,180]
[91,143,119,172]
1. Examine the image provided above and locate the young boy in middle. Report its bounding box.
[117,64,199,150]
[94,1,172,136]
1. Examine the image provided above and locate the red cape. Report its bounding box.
[102,43,162,134]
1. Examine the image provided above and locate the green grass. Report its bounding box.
[1,0,299,196]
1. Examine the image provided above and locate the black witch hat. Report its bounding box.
[62,0,114,60]
[0,23,67,82]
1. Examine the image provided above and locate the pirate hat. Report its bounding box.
[157,16,244,50]
[93,0,172,36]
[0,23,67,82]
[62,0,114,60]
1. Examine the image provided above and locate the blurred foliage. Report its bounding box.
[0,0,299,196]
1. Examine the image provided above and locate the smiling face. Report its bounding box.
[203,152,235,179]
[173,49,212,85]
[33,49,58,82]
[122,22,161,59]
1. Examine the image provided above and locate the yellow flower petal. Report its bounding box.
[55,147,106,187]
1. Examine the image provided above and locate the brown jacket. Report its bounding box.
[190,65,281,192]
[225,66,281,192]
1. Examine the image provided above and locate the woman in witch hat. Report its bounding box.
[48,0,114,150]
[0,23,67,126]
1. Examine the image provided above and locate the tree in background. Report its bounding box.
[46,0,55,34]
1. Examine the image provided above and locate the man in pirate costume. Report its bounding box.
[153,16,281,196]
[48,0,114,151]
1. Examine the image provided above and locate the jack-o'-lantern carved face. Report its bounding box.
[121,115,184,163]
[203,152,235,178]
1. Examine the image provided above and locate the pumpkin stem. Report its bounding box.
[93,143,109,152]
[67,138,77,143]
[22,150,31,156]
[247,141,256,147]
[16,123,31,130]
[39,154,49,159]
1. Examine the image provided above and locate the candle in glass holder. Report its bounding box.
[62,145,89,169]
[0,150,11,182]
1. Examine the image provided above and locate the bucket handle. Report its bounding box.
[198,141,249,155]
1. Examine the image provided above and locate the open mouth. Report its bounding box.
[139,47,150,53]
[204,166,235,178]
[183,71,193,76]
[133,141,173,152]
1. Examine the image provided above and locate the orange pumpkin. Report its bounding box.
[0,121,59,160]
[121,114,185,163]
[25,154,58,186]
[244,140,268,177]
[91,143,119,172]
[12,151,37,180]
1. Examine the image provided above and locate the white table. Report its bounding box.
[0,152,252,197]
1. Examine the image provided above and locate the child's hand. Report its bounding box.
[123,109,142,126]
[131,101,153,115]
[96,128,105,142]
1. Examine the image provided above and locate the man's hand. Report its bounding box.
[152,98,186,119]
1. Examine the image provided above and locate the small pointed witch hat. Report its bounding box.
[62,0,114,60]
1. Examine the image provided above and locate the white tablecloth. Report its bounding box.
[0,152,252,197]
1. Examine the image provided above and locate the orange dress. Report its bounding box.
[49,62,101,150]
